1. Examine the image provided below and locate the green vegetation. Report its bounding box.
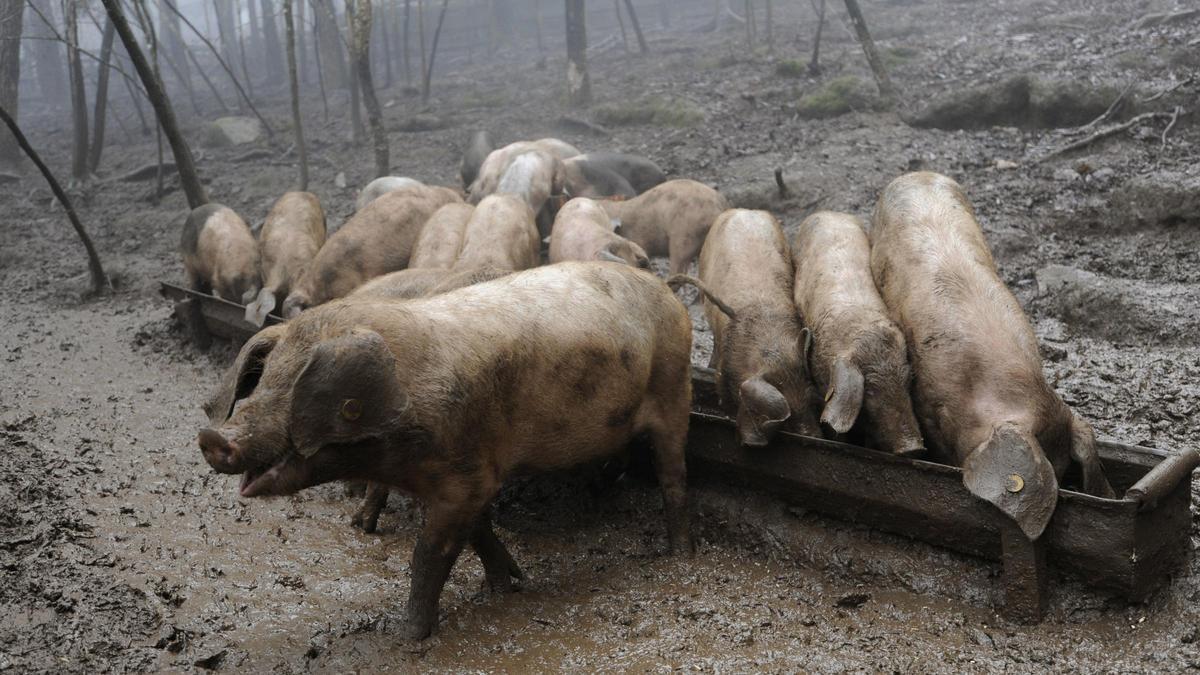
[774,60,807,78]
[795,76,885,118]
[882,45,920,68]
[593,96,704,128]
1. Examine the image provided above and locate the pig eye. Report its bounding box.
[341,398,363,421]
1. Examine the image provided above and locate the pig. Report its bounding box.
[468,138,578,201]
[600,179,727,274]
[548,197,649,268]
[408,203,475,270]
[561,156,637,200]
[569,152,666,195]
[870,172,1115,540]
[244,192,327,327]
[197,262,695,639]
[180,203,260,304]
[452,194,540,272]
[281,184,461,318]
[790,211,924,456]
[459,130,494,189]
[356,176,425,211]
[675,209,822,446]
[347,264,512,533]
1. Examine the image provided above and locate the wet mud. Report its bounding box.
[1,0,1198,671]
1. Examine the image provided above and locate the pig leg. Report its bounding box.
[668,237,702,276]
[645,407,694,556]
[469,511,524,592]
[182,270,213,350]
[402,496,490,640]
[351,482,390,533]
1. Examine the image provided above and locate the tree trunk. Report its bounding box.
[764,0,773,52]
[564,0,589,107]
[100,0,208,208]
[345,0,364,144]
[416,0,426,92]
[0,103,110,294]
[314,0,347,89]
[534,0,544,61]
[261,0,286,83]
[283,0,308,189]
[64,0,90,181]
[235,0,256,98]
[808,0,825,75]
[89,16,115,172]
[378,0,393,88]
[614,0,629,54]
[296,0,309,84]
[158,0,192,99]
[658,0,669,28]
[0,0,21,170]
[842,0,897,103]
[621,0,647,54]
[402,0,412,86]
[213,0,241,94]
[311,7,330,118]
[421,0,448,103]
[248,0,263,73]
[27,0,68,111]
[350,0,388,177]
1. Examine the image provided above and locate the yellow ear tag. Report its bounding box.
[1007,474,1025,493]
[341,398,362,421]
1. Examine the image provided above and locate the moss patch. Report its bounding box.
[774,60,808,78]
[593,96,704,127]
[795,76,885,118]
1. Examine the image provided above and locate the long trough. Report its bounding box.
[161,281,1199,622]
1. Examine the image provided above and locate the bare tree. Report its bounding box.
[0,104,110,294]
[283,0,308,189]
[213,0,242,97]
[621,0,647,54]
[100,0,208,208]
[260,0,285,83]
[350,0,388,176]
[0,0,21,170]
[421,0,448,103]
[313,0,347,88]
[296,0,309,84]
[401,0,411,86]
[808,0,825,75]
[64,0,90,181]
[345,0,364,144]
[27,0,67,110]
[564,0,589,106]
[842,0,897,103]
[234,0,256,98]
[88,16,115,172]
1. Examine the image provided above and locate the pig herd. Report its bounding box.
[185,132,1115,639]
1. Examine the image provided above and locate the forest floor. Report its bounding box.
[1,0,1198,671]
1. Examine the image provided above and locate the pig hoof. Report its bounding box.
[350,511,379,533]
[399,620,433,641]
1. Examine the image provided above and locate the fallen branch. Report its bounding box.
[0,103,111,295]
[1080,81,1134,130]
[1036,111,1177,163]
[1160,105,1182,150]
[556,115,612,137]
[1142,74,1194,103]
[111,161,178,182]
[774,168,789,199]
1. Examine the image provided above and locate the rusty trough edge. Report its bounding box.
[161,282,1196,620]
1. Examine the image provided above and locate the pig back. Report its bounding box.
[698,209,794,339]
[869,172,1051,458]
[453,195,540,272]
[409,203,475,269]
[605,180,726,258]
[259,192,326,295]
[297,185,460,305]
[548,198,615,263]
[182,203,259,300]
[309,263,692,471]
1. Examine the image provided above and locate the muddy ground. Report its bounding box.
[1,0,1198,671]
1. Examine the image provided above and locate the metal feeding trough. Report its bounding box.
[161,281,1198,621]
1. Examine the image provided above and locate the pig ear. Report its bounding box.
[801,327,814,366]
[289,329,408,458]
[1068,414,1116,499]
[244,289,276,328]
[963,425,1059,540]
[737,376,791,447]
[821,356,864,434]
[206,324,287,425]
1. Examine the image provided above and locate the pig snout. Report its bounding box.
[198,427,243,474]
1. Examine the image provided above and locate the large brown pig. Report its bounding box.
[408,203,474,269]
[561,157,637,200]
[549,197,649,268]
[569,152,666,195]
[870,172,1115,540]
[600,179,727,274]
[459,130,494,189]
[281,184,461,317]
[180,203,261,304]
[245,192,327,327]
[453,194,540,272]
[791,211,923,455]
[682,209,822,445]
[197,262,694,639]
